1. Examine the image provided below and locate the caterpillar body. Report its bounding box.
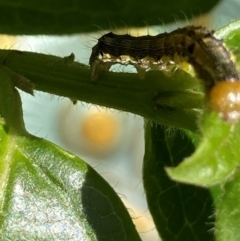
[89,26,240,122]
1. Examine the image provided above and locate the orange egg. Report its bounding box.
[209,81,240,122]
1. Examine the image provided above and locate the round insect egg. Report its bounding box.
[209,81,240,122]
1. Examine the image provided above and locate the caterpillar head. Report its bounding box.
[209,81,240,122]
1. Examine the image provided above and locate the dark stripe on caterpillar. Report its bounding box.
[89,26,240,122]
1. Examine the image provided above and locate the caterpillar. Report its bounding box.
[89,26,240,122]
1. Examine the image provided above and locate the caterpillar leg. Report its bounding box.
[90,61,112,81]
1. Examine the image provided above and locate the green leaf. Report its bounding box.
[0,0,220,34]
[213,167,240,241]
[143,121,214,241]
[0,69,141,240]
[0,133,141,240]
[166,112,240,187]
